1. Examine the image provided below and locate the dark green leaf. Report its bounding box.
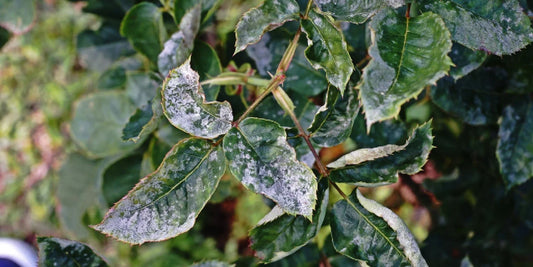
[122,98,160,142]
[94,138,226,244]
[420,0,533,55]
[0,0,36,34]
[251,179,329,262]
[120,2,165,64]
[37,237,108,267]
[102,154,143,206]
[351,115,408,148]
[162,59,233,139]
[98,66,127,89]
[77,22,134,71]
[191,41,222,101]
[158,4,201,76]
[301,9,354,93]
[0,26,10,49]
[449,42,487,81]
[223,118,317,218]
[234,0,300,53]
[359,9,452,127]
[71,91,141,158]
[497,100,533,190]
[247,31,328,96]
[431,68,505,125]
[57,154,107,238]
[262,243,322,267]
[329,122,433,186]
[82,0,134,20]
[308,86,360,147]
[315,0,404,24]
[252,91,319,129]
[331,189,428,266]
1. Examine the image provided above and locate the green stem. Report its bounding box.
[277,28,301,73]
[304,0,314,19]
[201,73,270,87]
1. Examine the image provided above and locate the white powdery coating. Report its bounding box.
[328,144,406,168]
[163,60,233,139]
[385,0,404,8]
[226,125,317,217]
[95,141,225,244]
[356,190,428,267]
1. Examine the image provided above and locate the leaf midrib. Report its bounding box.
[388,16,410,92]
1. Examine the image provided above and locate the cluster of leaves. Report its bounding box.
[36,0,533,266]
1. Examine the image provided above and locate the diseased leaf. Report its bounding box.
[158,4,201,76]
[308,85,360,147]
[449,42,487,81]
[71,91,141,158]
[301,9,354,93]
[252,91,319,129]
[37,237,108,267]
[359,9,452,127]
[57,154,107,238]
[121,2,165,64]
[234,0,300,54]
[497,101,533,190]
[77,22,134,71]
[162,59,233,139]
[431,67,506,125]
[0,0,36,34]
[420,0,533,55]
[250,179,329,262]
[93,138,226,244]
[286,128,316,168]
[102,154,143,206]
[331,189,428,266]
[223,118,317,218]
[247,30,328,96]
[315,0,405,24]
[329,122,433,186]
[191,41,222,102]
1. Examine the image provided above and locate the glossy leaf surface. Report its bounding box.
[122,98,160,142]
[250,179,329,262]
[223,118,317,218]
[158,4,201,76]
[191,41,222,101]
[234,0,300,53]
[329,122,433,186]
[301,9,354,93]
[315,0,404,24]
[94,138,226,244]
[359,9,452,127]
[331,189,428,266]
[120,2,165,64]
[162,59,233,139]
[71,91,140,158]
[420,0,533,55]
[497,101,533,190]
[308,86,359,147]
[38,237,108,267]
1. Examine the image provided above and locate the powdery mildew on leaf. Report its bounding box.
[308,86,360,147]
[234,0,300,54]
[420,0,533,55]
[93,138,226,244]
[359,9,452,128]
[190,261,235,267]
[162,59,233,139]
[331,189,428,266]
[315,0,405,24]
[158,4,201,76]
[356,190,428,266]
[223,118,317,218]
[496,101,533,190]
[327,144,406,168]
[329,121,433,186]
[250,179,329,263]
[37,237,108,267]
[301,9,354,93]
